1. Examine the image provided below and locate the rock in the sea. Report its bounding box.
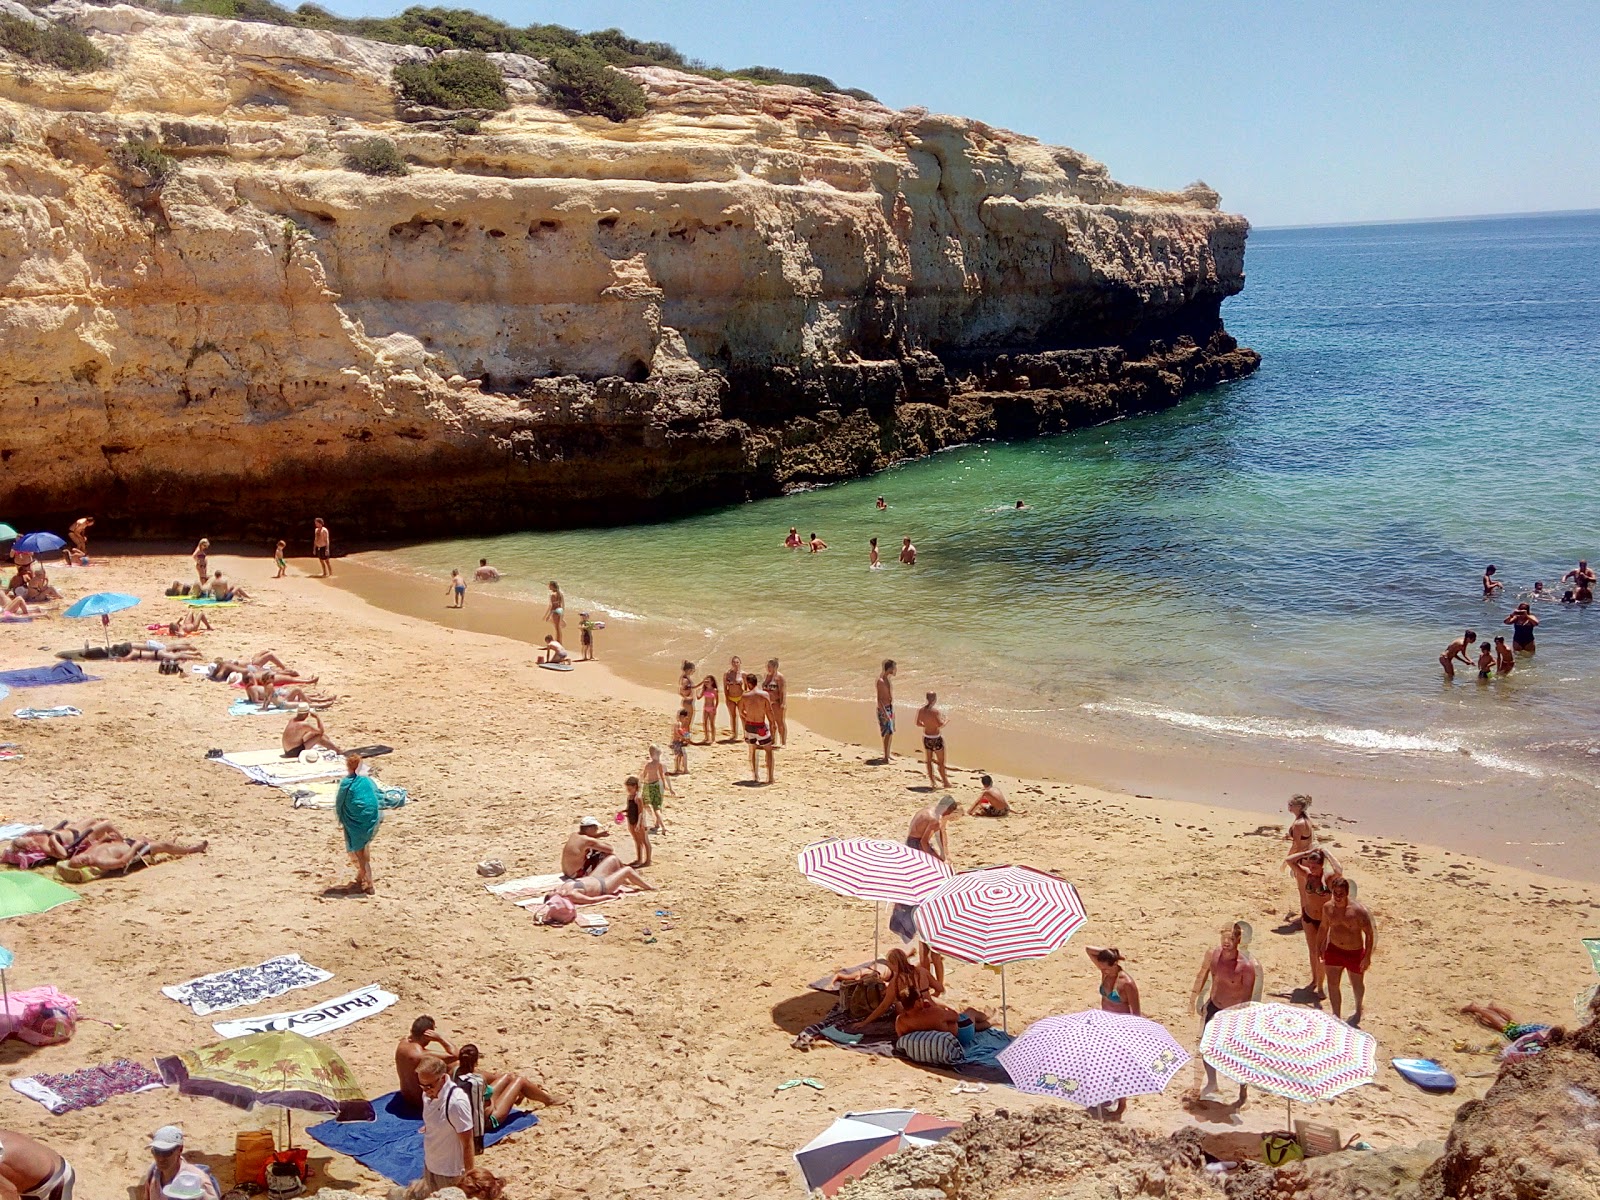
[0,4,1258,536]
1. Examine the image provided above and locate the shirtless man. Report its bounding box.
[763,658,788,746]
[0,1128,74,1198]
[474,558,500,582]
[907,795,958,861]
[561,817,622,880]
[67,516,93,557]
[1191,922,1260,1102]
[1438,629,1476,678]
[66,835,207,873]
[1563,559,1596,601]
[1319,875,1376,1025]
[969,774,1009,817]
[875,660,896,763]
[915,692,950,789]
[283,705,338,757]
[899,537,917,566]
[313,518,332,577]
[739,674,776,784]
[396,1016,459,1113]
[723,656,744,741]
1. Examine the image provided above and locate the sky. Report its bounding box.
[324,0,1599,228]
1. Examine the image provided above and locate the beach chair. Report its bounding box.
[1294,1119,1343,1158]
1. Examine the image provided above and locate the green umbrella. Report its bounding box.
[0,524,17,542]
[0,873,79,921]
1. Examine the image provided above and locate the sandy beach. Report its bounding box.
[3,549,1598,1197]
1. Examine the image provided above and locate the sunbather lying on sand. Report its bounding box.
[2,593,37,617]
[65,835,206,872]
[112,641,204,663]
[893,994,992,1039]
[3,820,122,866]
[550,864,654,901]
[1461,1000,1552,1040]
[250,671,337,708]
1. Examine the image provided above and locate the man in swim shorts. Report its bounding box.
[561,817,621,880]
[283,704,339,758]
[313,517,332,577]
[1190,921,1259,1102]
[968,775,1009,817]
[1319,875,1375,1026]
[899,537,917,566]
[915,691,950,790]
[875,660,896,763]
[739,673,776,784]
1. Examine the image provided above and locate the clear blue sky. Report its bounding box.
[326,0,1599,227]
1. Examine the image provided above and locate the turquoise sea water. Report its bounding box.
[380,212,1600,809]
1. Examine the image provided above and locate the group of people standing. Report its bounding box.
[678,654,788,785]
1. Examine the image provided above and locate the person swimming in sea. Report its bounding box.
[1476,640,1495,681]
[1439,629,1476,678]
[869,537,881,569]
[1014,500,1027,510]
[808,532,828,553]
[1503,603,1539,653]
[785,527,802,549]
[1493,635,1515,676]
[1482,565,1503,597]
[875,497,887,510]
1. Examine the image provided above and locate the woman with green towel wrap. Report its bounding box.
[334,753,382,895]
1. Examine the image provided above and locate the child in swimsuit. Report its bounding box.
[579,612,596,660]
[671,708,693,776]
[623,775,650,867]
[274,540,287,578]
[640,745,676,834]
[698,675,719,744]
[1476,641,1494,680]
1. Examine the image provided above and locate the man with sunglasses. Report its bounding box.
[417,1055,475,1193]
[1319,875,1376,1026]
[142,1126,219,1200]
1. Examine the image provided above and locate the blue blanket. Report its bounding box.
[0,662,98,688]
[307,1090,537,1185]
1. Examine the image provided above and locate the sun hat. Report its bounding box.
[163,1176,206,1199]
[578,816,601,831]
[150,1125,184,1150]
[294,702,311,715]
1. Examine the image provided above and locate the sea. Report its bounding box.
[360,211,1600,876]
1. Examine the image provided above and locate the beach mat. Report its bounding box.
[308,1090,537,1185]
[162,954,333,1016]
[11,1058,164,1114]
[289,780,408,810]
[797,1004,1014,1084]
[0,662,98,688]
[182,597,239,608]
[14,707,82,721]
[486,873,565,906]
[228,698,289,717]
[213,749,345,788]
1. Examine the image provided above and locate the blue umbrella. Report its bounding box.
[13,533,65,555]
[64,592,140,648]
[0,524,16,542]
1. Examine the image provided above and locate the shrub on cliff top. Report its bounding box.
[110,136,177,184]
[0,13,108,71]
[543,47,645,122]
[393,51,508,111]
[343,136,409,176]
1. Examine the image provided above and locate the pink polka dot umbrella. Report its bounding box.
[998,1010,1190,1109]
[798,838,953,957]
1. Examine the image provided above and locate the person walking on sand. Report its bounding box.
[640,745,675,834]
[968,774,1009,816]
[764,658,788,745]
[446,570,466,609]
[545,582,565,643]
[1190,921,1260,1103]
[899,536,917,566]
[1439,629,1476,678]
[313,518,332,576]
[192,538,210,585]
[1285,847,1341,998]
[1494,635,1515,676]
[723,656,745,741]
[869,537,881,569]
[876,660,896,763]
[698,674,719,744]
[274,539,288,578]
[1319,875,1375,1025]
[623,775,651,867]
[916,692,950,790]
[1503,603,1539,653]
[739,673,776,784]
[332,753,382,895]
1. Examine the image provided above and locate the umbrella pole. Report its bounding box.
[1000,967,1008,1034]
[874,902,880,961]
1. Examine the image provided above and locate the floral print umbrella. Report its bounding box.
[157,1029,373,1122]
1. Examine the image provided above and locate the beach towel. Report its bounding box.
[796,1003,1015,1084]
[182,597,239,608]
[211,984,398,1038]
[0,823,40,839]
[228,698,290,717]
[486,874,565,906]
[290,780,407,810]
[162,954,334,1016]
[10,1058,163,1114]
[307,1091,537,1186]
[0,685,7,703]
[14,707,82,720]
[1584,938,1600,974]
[0,662,98,688]
[213,749,345,788]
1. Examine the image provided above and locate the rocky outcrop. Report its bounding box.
[0,4,1258,537]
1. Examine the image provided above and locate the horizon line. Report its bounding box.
[1256,206,1600,232]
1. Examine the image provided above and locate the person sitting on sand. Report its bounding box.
[65,833,207,874]
[894,993,992,1039]
[1439,629,1477,678]
[562,817,623,880]
[537,636,570,665]
[206,570,250,602]
[474,558,500,582]
[397,1016,459,1113]
[849,948,942,1025]
[454,1044,563,1122]
[969,775,1009,817]
[171,610,214,635]
[1319,875,1375,1025]
[1191,921,1261,1103]
[283,704,339,757]
[1285,847,1342,997]
[1086,946,1140,1016]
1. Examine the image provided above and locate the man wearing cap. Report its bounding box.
[282,704,338,758]
[0,1128,75,1199]
[142,1126,220,1200]
[561,818,621,880]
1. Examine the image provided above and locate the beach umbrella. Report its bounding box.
[1198,1001,1376,1125]
[158,1029,374,1145]
[0,872,79,921]
[794,1109,961,1196]
[916,865,1087,1031]
[0,524,16,542]
[798,838,953,957]
[63,592,140,648]
[997,1010,1189,1110]
[12,533,65,555]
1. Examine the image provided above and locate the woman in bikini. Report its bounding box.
[192,538,210,584]
[545,582,565,643]
[698,675,719,744]
[552,863,654,900]
[1286,847,1341,997]
[848,948,944,1030]
[723,658,744,740]
[453,1043,562,1121]
[1085,946,1140,1016]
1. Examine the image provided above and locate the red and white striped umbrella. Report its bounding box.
[916,865,1087,965]
[797,838,953,905]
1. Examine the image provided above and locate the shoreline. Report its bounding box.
[334,552,1598,885]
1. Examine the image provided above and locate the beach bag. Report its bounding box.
[541,895,576,925]
[840,978,886,1022]
[235,1130,276,1186]
[1262,1133,1303,1165]
[897,1030,963,1066]
[266,1155,304,1199]
[0,986,78,1046]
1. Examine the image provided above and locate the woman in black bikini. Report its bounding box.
[1503,603,1539,653]
[1286,848,1341,998]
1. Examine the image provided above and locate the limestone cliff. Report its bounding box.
[0,4,1258,536]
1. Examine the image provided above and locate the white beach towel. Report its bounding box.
[486,873,564,907]
[211,984,398,1039]
[162,954,334,1016]
[213,748,345,787]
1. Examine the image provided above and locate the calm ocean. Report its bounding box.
[373,211,1600,861]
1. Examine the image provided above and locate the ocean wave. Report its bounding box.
[1079,700,1545,775]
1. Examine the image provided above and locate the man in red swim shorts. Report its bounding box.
[738,673,775,785]
[1319,875,1376,1026]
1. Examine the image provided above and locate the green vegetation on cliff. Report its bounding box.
[0,12,108,71]
[393,50,508,110]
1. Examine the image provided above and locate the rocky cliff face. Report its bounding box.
[0,4,1258,536]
